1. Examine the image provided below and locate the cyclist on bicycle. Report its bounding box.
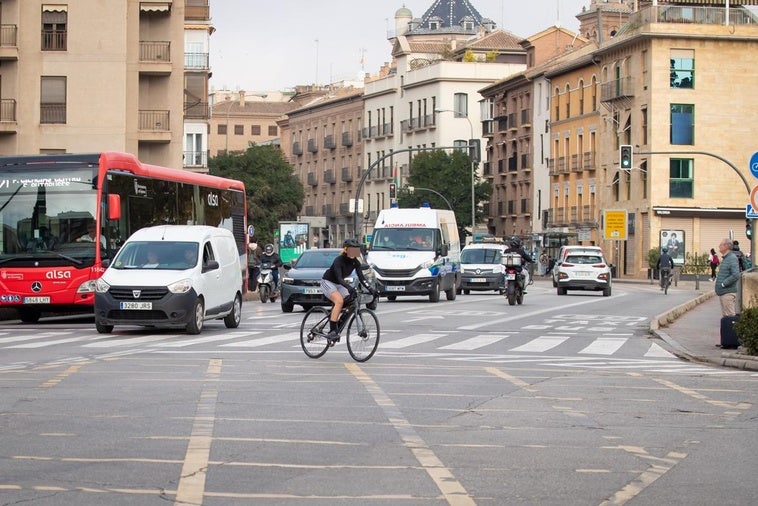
[657,247,675,290]
[321,238,376,341]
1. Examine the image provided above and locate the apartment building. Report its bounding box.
[0,0,192,168]
[593,0,758,276]
[183,0,213,172]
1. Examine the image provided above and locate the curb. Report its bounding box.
[650,291,758,372]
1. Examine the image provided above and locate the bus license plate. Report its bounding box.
[302,287,321,295]
[24,296,50,304]
[386,285,405,291]
[120,301,152,310]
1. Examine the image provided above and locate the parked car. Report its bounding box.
[280,248,376,312]
[459,242,507,294]
[555,250,612,296]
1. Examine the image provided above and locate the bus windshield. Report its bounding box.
[0,166,101,267]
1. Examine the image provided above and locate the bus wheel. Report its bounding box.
[18,308,40,323]
[95,321,113,334]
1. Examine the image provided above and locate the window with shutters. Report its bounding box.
[42,6,67,51]
[40,76,66,124]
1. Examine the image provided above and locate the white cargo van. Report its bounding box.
[94,225,242,334]
[367,207,460,302]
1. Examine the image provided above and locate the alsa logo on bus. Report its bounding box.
[46,270,71,279]
[207,193,219,207]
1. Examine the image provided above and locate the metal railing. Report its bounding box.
[140,41,171,62]
[138,110,170,130]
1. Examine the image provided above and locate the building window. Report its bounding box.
[234,125,244,135]
[669,158,694,198]
[670,104,694,145]
[670,49,694,89]
[454,93,468,117]
[42,6,67,51]
[251,125,261,135]
[218,124,227,135]
[268,125,277,136]
[40,76,66,124]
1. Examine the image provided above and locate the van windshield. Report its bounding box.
[461,248,502,264]
[111,241,199,270]
[371,228,436,251]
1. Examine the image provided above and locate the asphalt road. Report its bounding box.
[1,279,756,505]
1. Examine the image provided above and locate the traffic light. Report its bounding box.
[468,139,481,163]
[389,182,396,200]
[747,219,753,239]
[619,145,633,170]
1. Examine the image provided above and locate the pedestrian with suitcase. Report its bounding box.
[715,238,741,348]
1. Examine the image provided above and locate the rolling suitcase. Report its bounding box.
[720,315,740,349]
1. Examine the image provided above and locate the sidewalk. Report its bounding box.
[645,280,758,371]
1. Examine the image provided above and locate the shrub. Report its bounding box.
[647,248,660,269]
[734,299,758,355]
[680,252,709,276]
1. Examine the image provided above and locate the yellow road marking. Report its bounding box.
[38,361,91,389]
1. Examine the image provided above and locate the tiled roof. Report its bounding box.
[463,30,524,50]
[414,0,486,31]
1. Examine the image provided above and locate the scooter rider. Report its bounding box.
[259,243,283,292]
[503,236,533,292]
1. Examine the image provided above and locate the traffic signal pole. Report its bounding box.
[635,149,754,267]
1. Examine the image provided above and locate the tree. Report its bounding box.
[397,150,492,241]
[209,145,304,246]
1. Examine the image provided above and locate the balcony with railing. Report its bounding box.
[508,113,517,131]
[185,2,209,21]
[341,166,353,182]
[138,110,170,142]
[583,151,596,171]
[571,154,581,172]
[183,150,207,168]
[307,172,318,186]
[482,120,494,137]
[184,52,209,70]
[520,153,531,172]
[323,204,336,218]
[558,156,568,174]
[339,202,351,216]
[341,131,353,147]
[184,101,209,120]
[497,116,508,132]
[0,25,18,59]
[324,134,336,149]
[600,76,634,102]
[497,159,505,174]
[0,99,17,133]
[40,104,65,124]
[482,161,491,176]
[307,138,318,153]
[323,169,336,184]
[139,41,171,74]
[41,30,66,51]
[292,141,302,156]
[631,4,757,27]
[520,109,532,129]
[507,155,518,172]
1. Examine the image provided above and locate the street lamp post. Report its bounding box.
[435,108,476,241]
[407,186,453,211]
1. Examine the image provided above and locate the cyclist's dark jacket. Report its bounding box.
[323,253,370,290]
[657,253,674,270]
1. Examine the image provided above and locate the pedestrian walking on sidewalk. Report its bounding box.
[715,238,740,317]
[709,248,719,281]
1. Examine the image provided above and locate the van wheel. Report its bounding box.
[429,279,440,302]
[445,282,456,301]
[186,298,204,335]
[95,321,113,334]
[224,294,242,328]
[18,308,40,323]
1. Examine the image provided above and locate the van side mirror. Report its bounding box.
[203,260,219,273]
[439,244,449,257]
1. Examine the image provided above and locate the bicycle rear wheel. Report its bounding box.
[300,307,331,358]
[346,308,380,362]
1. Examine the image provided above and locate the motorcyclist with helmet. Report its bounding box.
[657,247,675,290]
[503,235,533,292]
[320,238,377,342]
[259,243,283,293]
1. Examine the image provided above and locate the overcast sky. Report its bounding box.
[209,0,590,92]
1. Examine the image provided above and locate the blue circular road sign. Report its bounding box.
[751,151,758,179]
[247,225,255,237]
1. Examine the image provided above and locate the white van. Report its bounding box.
[94,225,243,334]
[367,206,460,302]
[460,242,508,294]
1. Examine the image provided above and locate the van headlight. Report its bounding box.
[92,279,109,293]
[282,276,294,285]
[493,265,505,274]
[419,259,434,270]
[168,278,192,294]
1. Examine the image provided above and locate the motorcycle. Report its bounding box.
[502,253,525,306]
[257,261,279,303]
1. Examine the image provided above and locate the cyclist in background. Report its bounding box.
[320,238,376,342]
[657,247,675,290]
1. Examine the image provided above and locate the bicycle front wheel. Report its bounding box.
[346,308,380,362]
[300,307,331,359]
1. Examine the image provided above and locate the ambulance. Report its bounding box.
[367,206,460,302]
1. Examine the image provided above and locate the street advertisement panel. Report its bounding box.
[660,229,685,265]
[279,222,309,263]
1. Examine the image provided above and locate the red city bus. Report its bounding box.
[0,152,247,322]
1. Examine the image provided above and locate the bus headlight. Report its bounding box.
[168,278,192,294]
[92,279,109,293]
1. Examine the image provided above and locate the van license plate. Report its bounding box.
[24,296,50,304]
[386,285,405,291]
[470,277,486,283]
[302,287,321,295]
[120,301,152,310]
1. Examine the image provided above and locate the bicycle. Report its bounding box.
[661,268,671,295]
[300,288,380,362]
